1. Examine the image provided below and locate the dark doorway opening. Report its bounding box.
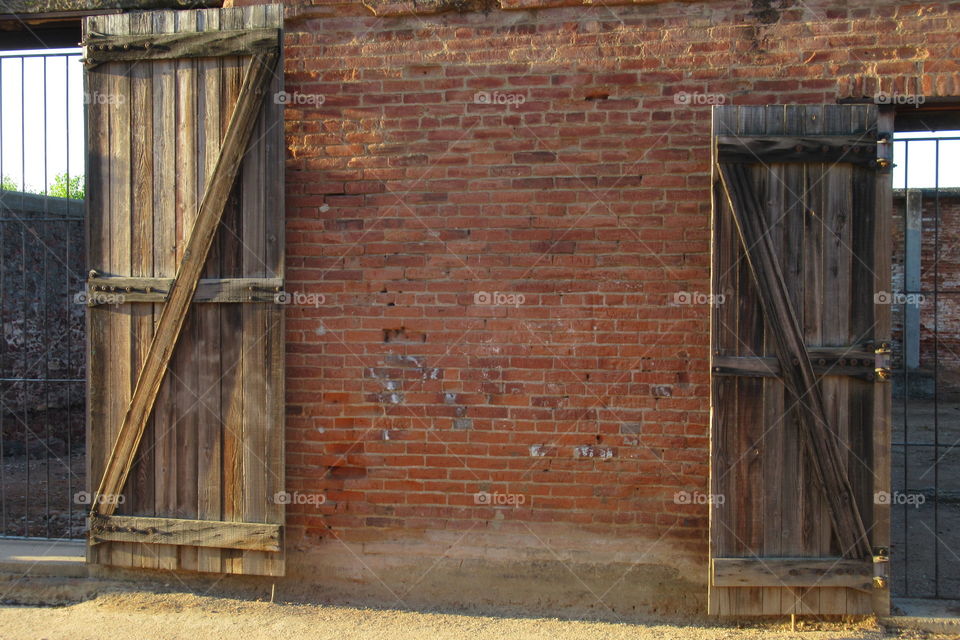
[890,106,960,602]
[0,47,86,539]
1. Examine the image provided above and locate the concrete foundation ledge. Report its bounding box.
[882,598,960,636]
[0,539,87,578]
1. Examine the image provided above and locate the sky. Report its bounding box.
[0,49,84,194]
[0,47,957,195]
[892,131,960,189]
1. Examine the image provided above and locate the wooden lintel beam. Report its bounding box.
[82,27,279,66]
[86,276,284,303]
[712,558,873,591]
[716,134,878,167]
[717,161,872,560]
[89,515,281,551]
[91,49,279,518]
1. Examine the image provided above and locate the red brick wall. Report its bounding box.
[246,0,959,613]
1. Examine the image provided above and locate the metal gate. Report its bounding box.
[890,123,960,600]
[0,49,86,539]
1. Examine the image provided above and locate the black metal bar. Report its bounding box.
[902,137,910,596]
[0,378,83,383]
[932,138,941,599]
[0,52,78,60]
[0,52,6,538]
[896,136,960,142]
[42,55,51,539]
[65,53,73,536]
[20,55,28,537]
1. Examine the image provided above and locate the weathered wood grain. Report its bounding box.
[83,28,279,66]
[716,135,877,167]
[871,108,894,616]
[91,45,278,520]
[709,105,886,616]
[717,161,871,560]
[86,276,283,303]
[85,5,285,578]
[712,558,873,591]
[90,515,280,551]
[128,10,158,571]
[195,6,224,575]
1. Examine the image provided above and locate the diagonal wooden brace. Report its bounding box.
[716,161,872,560]
[91,49,279,518]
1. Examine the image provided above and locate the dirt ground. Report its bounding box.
[0,403,86,539]
[0,451,85,539]
[0,592,941,640]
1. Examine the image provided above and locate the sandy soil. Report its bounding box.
[0,592,936,640]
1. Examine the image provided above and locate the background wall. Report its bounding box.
[256,0,960,617]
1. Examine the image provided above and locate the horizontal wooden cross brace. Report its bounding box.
[82,28,279,66]
[86,276,284,304]
[89,515,281,552]
[712,345,881,382]
[716,134,879,167]
[711,558,874,592]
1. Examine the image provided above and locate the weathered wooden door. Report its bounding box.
[710,105,891,615]
[84,6,285,576]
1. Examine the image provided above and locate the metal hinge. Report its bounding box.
[873,546,889,589]
[874,342,891,381]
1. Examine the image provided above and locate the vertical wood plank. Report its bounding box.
[84,11,110,568]
[708,104,742,615]
[819,124,853,615]
[128,10,157,570]
[779,106,807,570]
[262,2,286,577]
[872,107,893,616]
[196,7,224,575]
[797,105,824,617]
[105,11,134,571]
[760,105,786,615]
[150,8,180,572]
[173,7,200,573]
[218,5,246,576]
[240,1,271,578]
[735,108,766,618]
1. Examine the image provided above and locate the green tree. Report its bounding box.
[47,173,84,200]
[0,173,84,199]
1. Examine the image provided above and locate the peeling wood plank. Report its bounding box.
[711,354,877,381]
[89,515,280,551]
[5,0,219,15]
[83,28,279,65]
[712,558,873,591]
[86,276,283,303]
[716,135,878,166]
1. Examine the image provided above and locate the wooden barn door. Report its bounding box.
[709,105,892,615]
[83,6,285,576]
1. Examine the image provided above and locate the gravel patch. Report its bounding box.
[0,592,943,640]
